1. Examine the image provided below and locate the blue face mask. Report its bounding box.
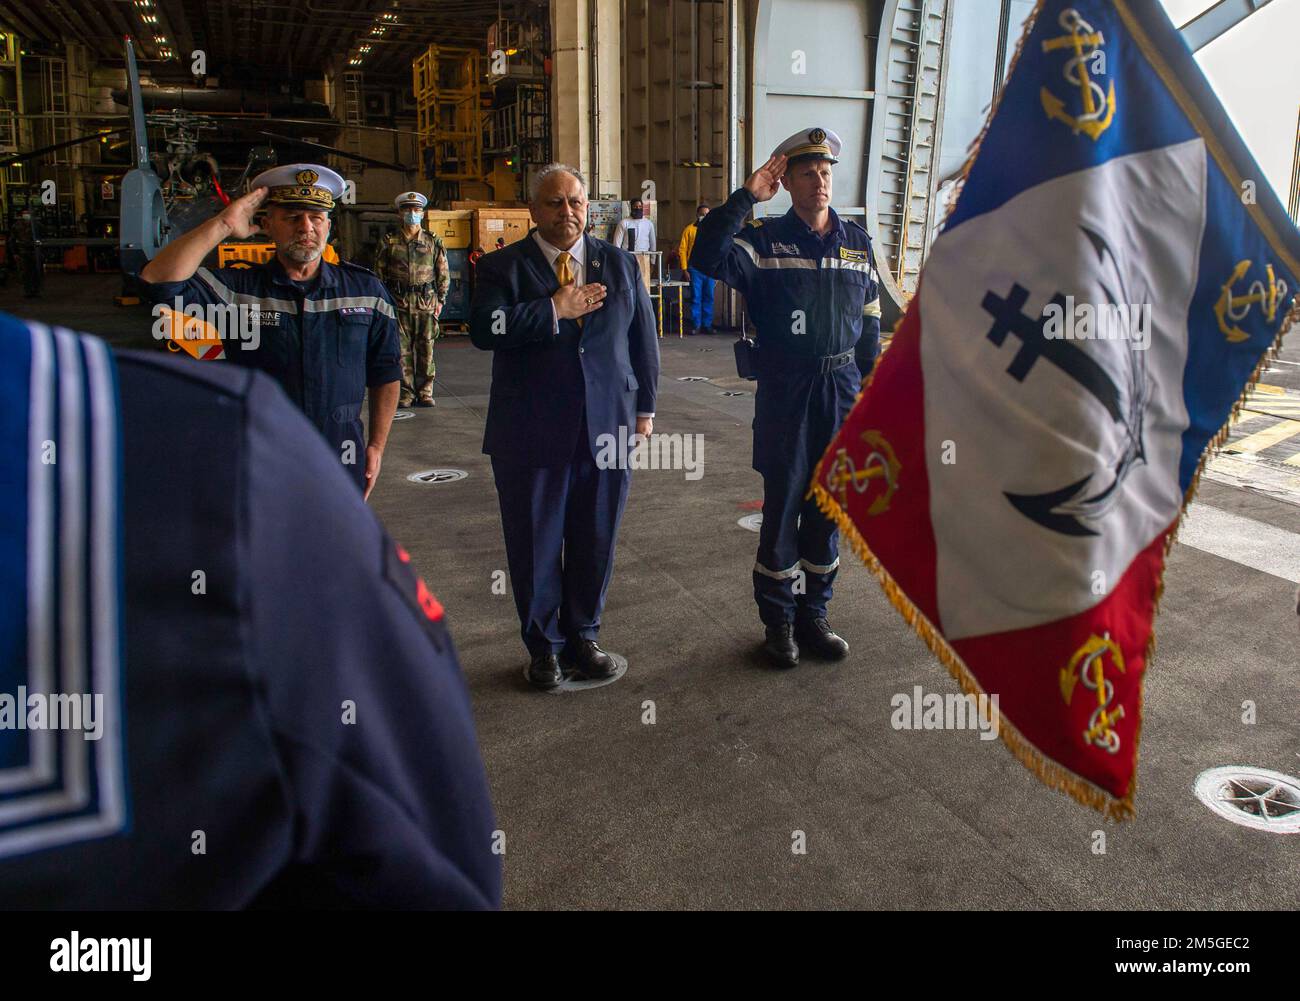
[403,210,422,226]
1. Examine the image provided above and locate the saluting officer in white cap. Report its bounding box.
[138,163,403,499]
[689,127,883,669]
[374,191,451,407]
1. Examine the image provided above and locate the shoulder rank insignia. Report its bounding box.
[746,218,764,228]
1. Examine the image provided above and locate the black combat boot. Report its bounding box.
[763,623,799,669]
[795,617,849,660]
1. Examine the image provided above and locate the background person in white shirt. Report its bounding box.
[612,198,657,252]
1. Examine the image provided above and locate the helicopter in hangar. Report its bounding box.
[1,36,418,278]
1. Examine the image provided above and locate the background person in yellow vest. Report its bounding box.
[375,192,450,408]
[678,204,715,335]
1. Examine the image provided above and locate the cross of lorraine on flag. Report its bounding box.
[810,0,1300,819]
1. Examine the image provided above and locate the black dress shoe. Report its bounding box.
[527,652,563,689]
[795,617,849,660]
[567,639,618,679]
[762,623,799,668]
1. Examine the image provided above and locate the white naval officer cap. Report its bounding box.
[772,127,841,164]
[394,191,429,210]
[250,163,345,210]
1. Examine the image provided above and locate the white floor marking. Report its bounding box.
[1177,504,1300,584]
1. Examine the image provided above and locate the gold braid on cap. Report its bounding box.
[267,170,335,209]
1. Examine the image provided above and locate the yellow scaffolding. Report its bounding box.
[413,45,483,183]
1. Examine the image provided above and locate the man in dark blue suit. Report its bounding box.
[470,164,660,689]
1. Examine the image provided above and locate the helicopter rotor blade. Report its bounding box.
[239,116,423,137]
[255,132,412,172]
[0,128,130,169]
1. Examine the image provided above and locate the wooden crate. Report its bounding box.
[471,208,533,251]
[425,209,472,249]
[451,199,526,210]
[633,252,652,291]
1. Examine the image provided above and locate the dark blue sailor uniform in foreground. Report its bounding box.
[691,186,881,627]
[139,257,402,491]
[0,313,499,908]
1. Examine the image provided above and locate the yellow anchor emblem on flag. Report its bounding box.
[825,429,901,516]
[1214,259,1288,343]
[1060,633,1126,755]
[1039,8,1115,141]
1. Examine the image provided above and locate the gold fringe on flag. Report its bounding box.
[807,476,1135,819]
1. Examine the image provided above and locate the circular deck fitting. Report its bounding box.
[392,410,415,421]
[523,652,628,694]
[406,468,469,484]
[1193,767,1300,833]
[677,376,710,382]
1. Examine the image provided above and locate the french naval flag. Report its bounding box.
[811,0,1300,817]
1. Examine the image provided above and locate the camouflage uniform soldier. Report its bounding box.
[375,191,450,407]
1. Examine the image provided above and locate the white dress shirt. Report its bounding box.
[612,216,656,252]
[533,230,586,288]
[532,231,653,420]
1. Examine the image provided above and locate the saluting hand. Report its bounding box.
[553,282,607,321]
[744,154,788,202]
[218,187,269,239]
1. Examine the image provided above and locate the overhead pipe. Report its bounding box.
[109,86,332,117]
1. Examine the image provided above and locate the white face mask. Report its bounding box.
[403,210,422,226]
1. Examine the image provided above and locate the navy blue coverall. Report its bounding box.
[139,257,402,491]
[691,186,882,627]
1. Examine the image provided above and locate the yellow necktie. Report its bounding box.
[555,251,582,327]
[554,251,574,287]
